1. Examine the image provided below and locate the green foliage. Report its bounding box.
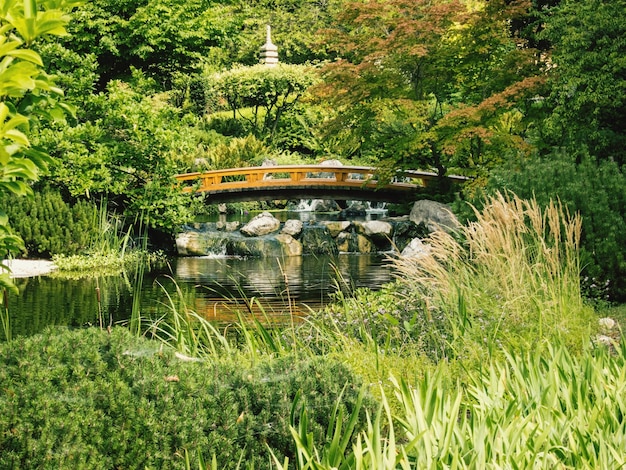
[315,0,545,176]
[0,326,370,469]
[195,134,274,170]
[291,341,626,469]
[391,192,595,361]
[541,0,626,164]
[61,0,245,87]
[39,72,204,232]
[0,0,81,296]
[487,151,626,301]
[208,64,318,142]
[0,186,98,256]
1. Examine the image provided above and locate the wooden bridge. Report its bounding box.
[174,165,468,204]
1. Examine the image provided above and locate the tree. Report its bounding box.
[38,69,204,232]
[1,0,81,288]
[316,0,546,182]
[208,63,318,142]
[541,0,626,164]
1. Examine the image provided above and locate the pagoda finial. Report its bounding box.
[259,24,279,67]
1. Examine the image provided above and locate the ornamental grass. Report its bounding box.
[392,192,595,358]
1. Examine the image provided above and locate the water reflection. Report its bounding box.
[5,254,393,339]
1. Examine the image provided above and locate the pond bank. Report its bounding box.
[3,259,57,278]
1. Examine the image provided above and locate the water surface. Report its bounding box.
[6,254,394,339]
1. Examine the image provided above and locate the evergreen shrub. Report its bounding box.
[0,327,369,469]
[0,187,99,257]
[487,152,626,301]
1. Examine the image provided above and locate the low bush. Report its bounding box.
[0,186,99,257]
[0,327,371,469]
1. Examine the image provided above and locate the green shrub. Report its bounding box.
[486,151,626,301]
[0,187,99,257]
[0,327,370,469]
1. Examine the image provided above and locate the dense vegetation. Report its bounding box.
[1,195,625,468]
[1,0,626,467]
[1,0,625,299]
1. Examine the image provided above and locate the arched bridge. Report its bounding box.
[174,165,468,204]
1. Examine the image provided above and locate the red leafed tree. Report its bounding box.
[315,0,547,183]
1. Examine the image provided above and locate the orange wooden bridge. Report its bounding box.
[174,165,468,204]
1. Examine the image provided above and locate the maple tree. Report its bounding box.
[316,0,547,182]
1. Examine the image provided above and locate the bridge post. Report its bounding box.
[335,169,347,182]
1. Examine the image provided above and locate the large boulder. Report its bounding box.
[275,233,303,256]
[409,200,460,234]
[240,211,281,237]
[175,231,230,256]
[354,220,393,242]
[227,234,302,257]
[281,219,304,237]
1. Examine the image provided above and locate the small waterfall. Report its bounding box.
[292,199,317,211]
[364,201,388,217]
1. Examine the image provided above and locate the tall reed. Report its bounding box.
[393,192,595,356]
[0,287,10,342]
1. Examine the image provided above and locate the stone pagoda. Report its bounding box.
[259,25,279,67]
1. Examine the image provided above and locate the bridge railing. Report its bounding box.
[174,165,466,193]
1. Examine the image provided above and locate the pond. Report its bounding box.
[5,253,395,340]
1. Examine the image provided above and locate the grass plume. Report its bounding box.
[392,192,594,356]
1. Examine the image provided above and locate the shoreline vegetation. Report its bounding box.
[2,193,625,468]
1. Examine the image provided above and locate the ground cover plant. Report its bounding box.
[0,327,369,469]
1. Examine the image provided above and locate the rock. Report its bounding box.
[281,219,304,237]
[175,231,230,256]
[227,236,283,257]
[218,203,227,213]
[339,201,368,218]
[355,220,393,242]
[599,317,616,331]
[3,259,57,278]
[400,238,431,258]
[336,232,352,252]
[321,221,351,238]
[240,211,281,237]
[335,231,373,253]
[275,233,303,256]
[225,221,240,232]
[357,234,373,253]
[311,199,341,212]
[216,220,240,232]
[310,159,344,178]
[392,220,429,252]
[409,200,460,234]
[300,225,338,255]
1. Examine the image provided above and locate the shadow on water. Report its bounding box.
[5,254,393,339]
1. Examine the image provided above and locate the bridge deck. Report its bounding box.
[174,165,468,203]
